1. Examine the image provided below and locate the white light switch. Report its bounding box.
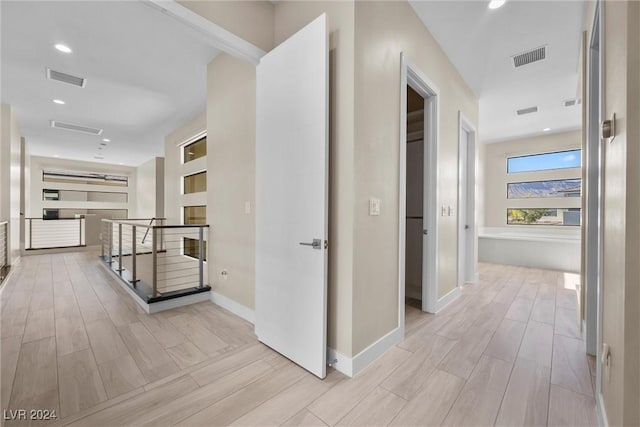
[441,205,447,217]
[369,198,381,216]
[448,206,455,216]
[244,201,251,214]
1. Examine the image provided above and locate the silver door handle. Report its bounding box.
[465,225,470,230]
[299,238,322,249]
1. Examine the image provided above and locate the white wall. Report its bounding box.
[1,104,23,264]
[136,157,165,219]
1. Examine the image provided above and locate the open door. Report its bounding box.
[255,14,329,379]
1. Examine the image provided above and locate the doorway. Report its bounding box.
[399,53,439,325]
[457,113,477,286]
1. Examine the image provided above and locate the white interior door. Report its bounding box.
[255,14,328,379]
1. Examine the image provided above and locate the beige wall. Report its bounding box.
[599,1,640,425]
[351,1,478,354]
[164,112,207,226]
[206,53,256,310]
[1,104,23,264]
[177,0,274,52]
[274,1,356,356]
[136,157,165,219]
[483,130,582,228]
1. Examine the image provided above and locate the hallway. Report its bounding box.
[1,252,597,426]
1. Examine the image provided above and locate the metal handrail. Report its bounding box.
[101,219,209,229]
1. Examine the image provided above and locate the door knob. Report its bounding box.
[299,238,322,249]
[465,225,470,230]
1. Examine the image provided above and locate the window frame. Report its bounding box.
[506,149,582,174]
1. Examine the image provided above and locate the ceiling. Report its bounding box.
[410,0,585,143]
[1,1,220,166]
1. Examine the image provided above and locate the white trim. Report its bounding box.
[399,52,440,315]
[435,286,461,313]
[144,0,266,65]
[210,290,255,324]
[457,112,478,288]
[327,347,353,378]
[327,326,403,378]
[597,392,608,427]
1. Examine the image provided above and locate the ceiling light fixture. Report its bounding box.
[53,155,59,158]
[543,128,551,132]
[53,99,65,105]
[102,138,110,142]
[488,0,506,9]
[54,44,72,53]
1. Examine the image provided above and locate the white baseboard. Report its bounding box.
[435,286,461,313]
[210,290,255,324]
[327,326,403,378]
[597,392,608,426]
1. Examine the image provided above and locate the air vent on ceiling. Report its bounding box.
[516,106,538,115]
[46,68,86,88]
[512,46,546,68]
[50,120,103,135]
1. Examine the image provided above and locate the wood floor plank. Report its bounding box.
[175,363,306,426]
[65,375,199,427]
[282,408,328,426]
[382,334,457,399]
[397,314,453,352]
[308,346,411,426]
[22,308,55,343]
[190,343,272,386]
[57,349,107,418]
[518,283,539,300]
[117,321,180,382]
[484,318,526,363]
[101,299,140,328]
[389,369,465,426]
[495,358,550,426]
[438,325,494,379]
[554,306,581,339]
[29,281,54,312]
[518,320,554,368]
[474,302,510,332]
[55,315,90,357]
[168,313,229,356]
[165,341,209,369]
[1,308,29,338]
[8,337,59,417]
[137,312,188,349]
[84,318,129,365]
[530,298,555,325]
[54,296,81,321]
[336,386,406,426]
[97,354,148,399]
[547,385,598,427]
[231,373,335,426]
[551,334,593,397]
[1,336,22,410]
[442,355,513,426]
[505,297,534,323]
[76,295,108,323]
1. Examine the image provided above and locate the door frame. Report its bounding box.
[399,53,440,318]
[457,112,478,287]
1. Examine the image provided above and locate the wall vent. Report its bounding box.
[516,106,538,116]
[50,120,103,135]
[512,46,546,68]
[564,98,581,107]
[46,68,87,88]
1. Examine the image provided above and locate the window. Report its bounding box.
[507,208,581,226]
[43,189,128,203]
[183,136,206,163]
[184,237,206,261]
[183,206,206,225]
[507,149,581,173]
[43,190,59,201]
[507,178,582,199]
[183,172,206,194]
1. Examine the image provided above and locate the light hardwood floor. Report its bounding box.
[0,252,599,426]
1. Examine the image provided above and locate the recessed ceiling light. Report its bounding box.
[53,99,65,105]
[119,163,124,165]
[53,154,59,158]
[54,44,72,53]
[543,128,551,132]
[488,0,506,9]
[102,138,110,142]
